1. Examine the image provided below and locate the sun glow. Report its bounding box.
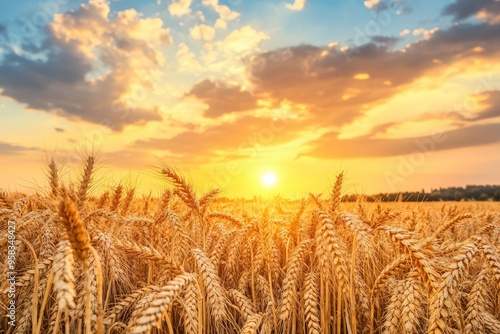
[262,172,278,187]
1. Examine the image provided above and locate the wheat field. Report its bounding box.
[1,156,499,334]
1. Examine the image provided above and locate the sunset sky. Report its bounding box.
[0,0,499,198]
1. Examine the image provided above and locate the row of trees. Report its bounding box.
[343,185,500,202]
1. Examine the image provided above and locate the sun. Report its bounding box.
[261,172,278,187]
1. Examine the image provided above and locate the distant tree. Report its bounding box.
[343,185,499,202]
[454,191,464,201]
[478,193,490,201]
[494,190,500,201]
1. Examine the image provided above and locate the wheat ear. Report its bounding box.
[77,156,95,208]
[128,273,195,334]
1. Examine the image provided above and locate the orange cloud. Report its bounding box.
[133,115,309,162]
[354,73,370,80]
[302,123,500,159]
[187,80,258,118]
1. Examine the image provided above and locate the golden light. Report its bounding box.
[261,172,278,187]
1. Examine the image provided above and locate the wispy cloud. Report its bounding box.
[443,0,500,22]
[133,115,308,161]
[0,142,35,155]
[302,123,500,159]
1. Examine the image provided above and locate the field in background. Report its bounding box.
[1,156,499,334]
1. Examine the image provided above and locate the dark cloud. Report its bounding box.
[54,127,65,133]
[455,90,500,122]
[0,1,169,131]
[302,123,500,159]
[370,0,412,15]
[0,44,162,131]
[0,142,35,155]
[247,22,500,127]
[187,80,258,118]
[369,1,388,13]
[474,91,500,120]
[367,122,399,136]
[133,116,308,161]
[370,36,400,46]
[443,0,500,21]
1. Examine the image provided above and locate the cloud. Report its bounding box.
[364,0,412,15]
[286,0,307,11]
[190,24,216,41]
[248,45,384,126]
[202,0,240,28]
[302,123,500,159]
[187,79,258,117]
[0,0,171,131]
[247,22,500,127]
[412,27,439,40]
[474,90,500,120]
[374,89,500,132]
[168,0,193,17]
[196,11,206,22]
[364,0,380,9]
[133,115,307,161]
[363,0,390,13]
[177,25,268,84]
[477,5,500,24]
[217,25,268,55]
[443,0,500,22]
[0,142,35,155]
[176,42,203,72]
[450,90,500,122]
[370,36,400,46]
[400,29,410,36]
[215,18,227,30]
[54,127,65,133]
[353,73,370,80]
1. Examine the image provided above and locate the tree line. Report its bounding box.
[342,185,500,202]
